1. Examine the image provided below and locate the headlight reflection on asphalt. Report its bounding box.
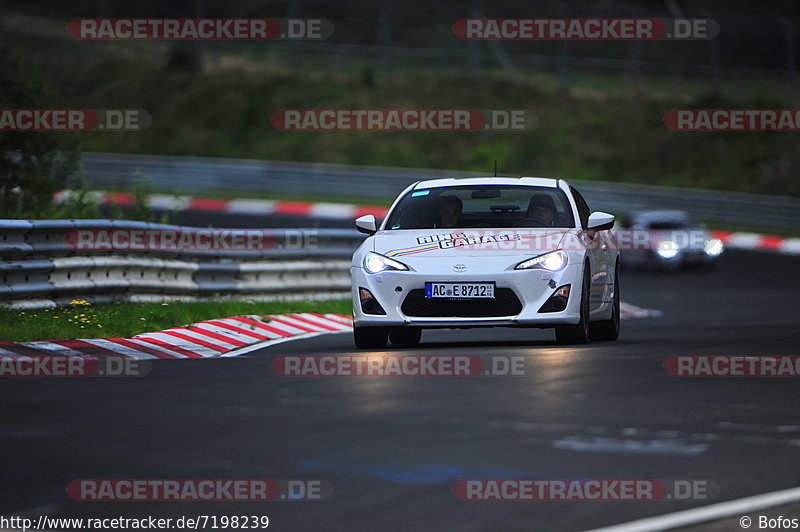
[514,348,583,411]
[345,352,403,410]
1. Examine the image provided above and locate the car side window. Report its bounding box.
[570,187,591,229]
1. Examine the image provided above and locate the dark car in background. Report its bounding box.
[618,210,724,271]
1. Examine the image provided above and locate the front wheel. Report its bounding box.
[555,266,591,345]
[354,326,388,349]
[590,265,620,341]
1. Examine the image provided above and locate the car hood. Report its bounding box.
[370,228,574,260]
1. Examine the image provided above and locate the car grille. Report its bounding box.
[683,250,707,259]
[401,288,523,318]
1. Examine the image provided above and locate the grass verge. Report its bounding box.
[0,299,352,343]
[9,30,800,198]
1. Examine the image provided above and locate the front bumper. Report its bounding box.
[351,261,585,328]
[655,248,719,267]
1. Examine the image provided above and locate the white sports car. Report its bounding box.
[350,177,620,349]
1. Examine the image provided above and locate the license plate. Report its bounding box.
[425,282,495,299]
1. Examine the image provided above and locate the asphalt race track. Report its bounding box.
[2,249,799,531]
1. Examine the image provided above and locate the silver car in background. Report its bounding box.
[619,210,724,271]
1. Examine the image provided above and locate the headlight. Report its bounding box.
[656,240,679,259]
[364,252,410,274]
[704,238,724,257]
[515,250,568,271]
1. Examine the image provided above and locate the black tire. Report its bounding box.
[555,266,591,345]
[353,326,388,349]
[389,327,422,346]
[590,264,620,341]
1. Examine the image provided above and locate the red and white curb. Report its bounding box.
[0,313,354,360]
[54,190,389,220]
[0,303,661,361]
[711,230,800,255]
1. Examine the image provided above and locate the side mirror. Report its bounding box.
[587,211,615,231]
[355,214,377,235]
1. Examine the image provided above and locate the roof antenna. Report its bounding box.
[494,160,497,177]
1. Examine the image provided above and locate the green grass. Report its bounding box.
[0,299,351,343]
[7,17,800,199]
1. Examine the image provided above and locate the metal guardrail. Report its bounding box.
[81,152,469,200]
[81,152,800,232]
[0,220,364,308]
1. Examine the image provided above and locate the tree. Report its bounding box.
[0,55,81,218]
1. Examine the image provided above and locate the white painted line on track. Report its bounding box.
[552,435,708,456]
[588,485,800,532]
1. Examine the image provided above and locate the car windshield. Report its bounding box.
[384,185,575,230]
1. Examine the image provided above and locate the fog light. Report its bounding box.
[359,287,386,315]
[539,284,570,313]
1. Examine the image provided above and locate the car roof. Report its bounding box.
[413,177,561,189]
